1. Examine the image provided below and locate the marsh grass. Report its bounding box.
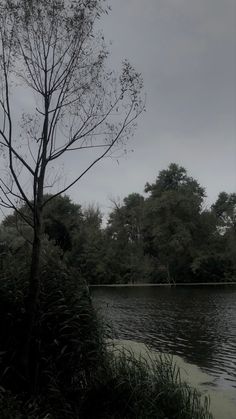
[0,252,213,418]
[0,257,106,418]
[83,347,213,419]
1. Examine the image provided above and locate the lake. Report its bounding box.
[91,285,236,391]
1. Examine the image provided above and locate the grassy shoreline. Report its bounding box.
[109,339,236,419]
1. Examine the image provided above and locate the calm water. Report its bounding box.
[91,285,236,390]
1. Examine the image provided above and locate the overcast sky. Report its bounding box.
[65,0,236,216]
[1,0,236,221]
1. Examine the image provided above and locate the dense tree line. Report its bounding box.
[104,163,236,284]
[1,163,235,284]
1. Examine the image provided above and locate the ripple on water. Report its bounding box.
[92,285,236,390]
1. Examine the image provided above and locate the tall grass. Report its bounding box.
[0,244,213,418]
[83,347,213,419]
[0,250,106,418]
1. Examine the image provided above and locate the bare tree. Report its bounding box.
[0,0,144,375]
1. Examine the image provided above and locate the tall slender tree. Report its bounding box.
[0,0,144,375]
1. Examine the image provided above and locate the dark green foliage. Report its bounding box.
[0,389,54,419]
[1,164,236,287]
[212,192,236,230]
[145,163,205,203]
[67,204,107,284]
[143,164,206,283]
[0,251,105,417]
[105,194,147,284]
[0,390,25,419]
[2,195,83,257]
[192,253,235,282]
[43,195,83,255]
[105,164,236,284]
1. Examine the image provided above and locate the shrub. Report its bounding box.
[0,247,105,418]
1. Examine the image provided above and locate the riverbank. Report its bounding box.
[109,339,236,419]
[90,282,236,287]
[92,284,236,407]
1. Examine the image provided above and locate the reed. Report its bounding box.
[0,253,212,418]
[83,347,213,419]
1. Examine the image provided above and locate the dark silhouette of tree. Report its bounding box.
[143,164,205,283]
[0,0,144,377]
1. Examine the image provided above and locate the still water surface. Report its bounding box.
[91,286,236,391]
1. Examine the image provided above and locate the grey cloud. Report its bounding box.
[0,0,235,221]
[56,0,236,213]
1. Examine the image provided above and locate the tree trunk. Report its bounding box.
[21,83,49,386]
[166,263,176,286]
[21,213,42,386]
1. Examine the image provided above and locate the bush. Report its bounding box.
[0,248,105,418]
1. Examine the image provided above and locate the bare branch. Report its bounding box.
[43,99,139,207]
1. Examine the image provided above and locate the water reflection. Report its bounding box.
[91,286,236,389]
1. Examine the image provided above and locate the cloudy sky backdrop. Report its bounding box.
[1,0,235,220]
[66,0,236,216]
